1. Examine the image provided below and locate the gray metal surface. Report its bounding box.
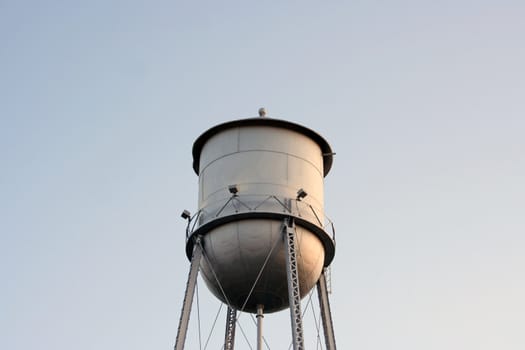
[284,219,305,350]
[188,117,336,313]
[176,116,339,348]
[196,123,327,227]
[192,117,334,176]
[317,269,337,350]
[198,218,325,313]
[174,238,203,350]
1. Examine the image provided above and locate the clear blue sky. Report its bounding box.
[1,1,524,349]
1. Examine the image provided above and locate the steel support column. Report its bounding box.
[256,305,264,350]
[174,237,203,350]
[283,218,305,350]
[317,269,337,350]
[224,306,237,350]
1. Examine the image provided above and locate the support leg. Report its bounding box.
[283,218,305,350]
[224,306,237,350]
[256,305,264,350]
[317,269,337,350]
[174,237,203,350]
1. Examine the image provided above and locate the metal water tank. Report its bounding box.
[186,116,335,313]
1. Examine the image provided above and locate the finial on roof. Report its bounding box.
[258,107,267,117]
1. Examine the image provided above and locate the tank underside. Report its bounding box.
[188,217,329,313]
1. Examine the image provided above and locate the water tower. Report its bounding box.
[175,110,337,350]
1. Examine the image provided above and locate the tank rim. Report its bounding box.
[185,212,336,267]
[192,117,334,177]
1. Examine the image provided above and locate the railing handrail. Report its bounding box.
[184,194,336,243]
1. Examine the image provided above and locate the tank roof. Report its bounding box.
[192,117,334,176]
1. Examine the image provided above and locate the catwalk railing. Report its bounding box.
[183,194,336,245]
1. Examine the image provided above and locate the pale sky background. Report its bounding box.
[1,1,524,349]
